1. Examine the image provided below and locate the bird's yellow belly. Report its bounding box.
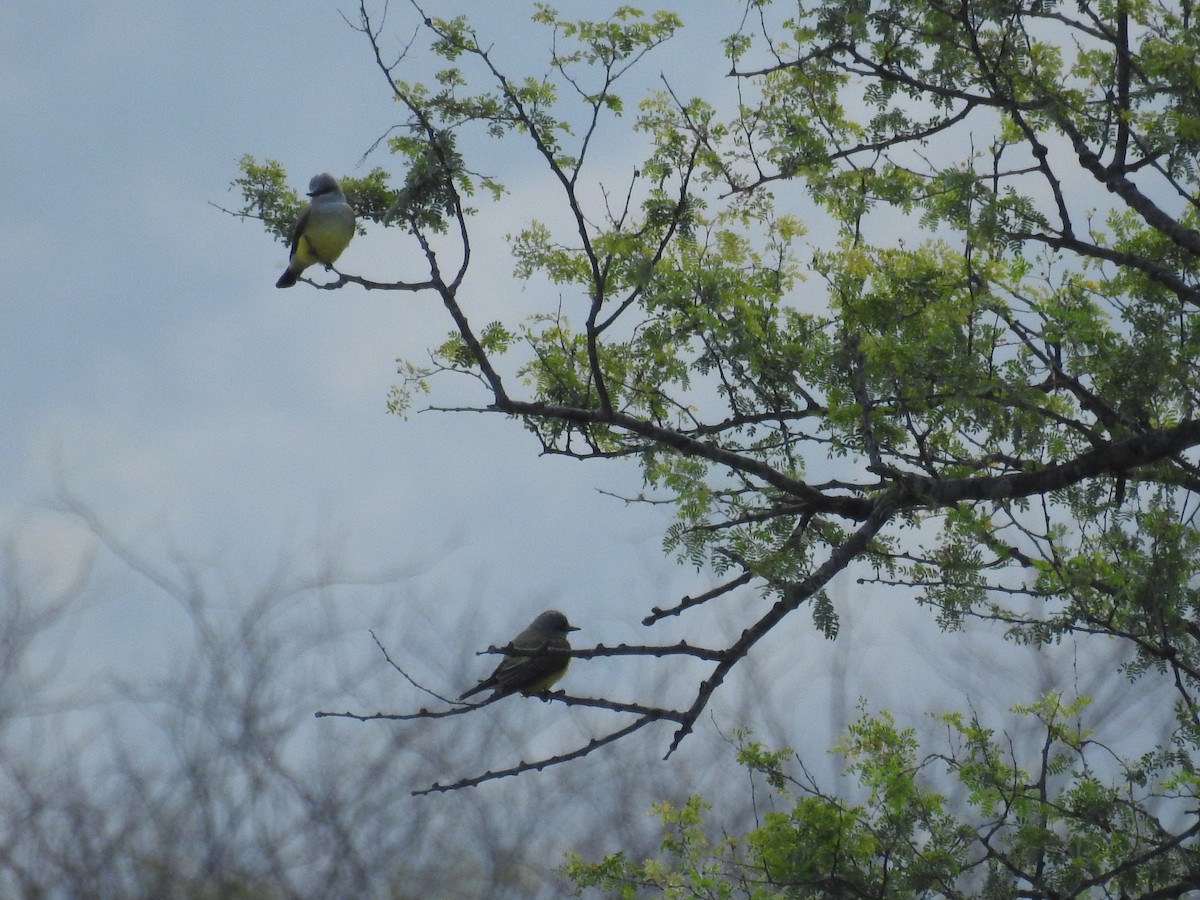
[297,220,353,266]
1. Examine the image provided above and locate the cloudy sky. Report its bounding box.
[3,2,1150,890]
[3,0,824,710]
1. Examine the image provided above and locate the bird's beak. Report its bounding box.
[567,625,581,632]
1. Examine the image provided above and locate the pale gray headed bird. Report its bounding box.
[275,173,355,288]
[459,609,580,701]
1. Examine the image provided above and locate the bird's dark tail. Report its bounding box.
[457,682,488,701]
[275,268,298,288]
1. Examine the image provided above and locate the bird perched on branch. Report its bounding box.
[459,609,580,701]
[276,172,355,288]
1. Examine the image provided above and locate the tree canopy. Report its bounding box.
[234,0,1200,893]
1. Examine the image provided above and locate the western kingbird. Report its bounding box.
[275,173,355,288]
[458,609,580,701]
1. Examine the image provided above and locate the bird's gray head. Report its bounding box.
[307,173,342,197]
[534,609,579,635]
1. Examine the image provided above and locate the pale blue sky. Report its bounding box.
[1,1,729,573]
[2,0,790,681]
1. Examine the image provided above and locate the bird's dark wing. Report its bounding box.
[457,648,533,701]
[287,205,311,259]
[490,636,568,695]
